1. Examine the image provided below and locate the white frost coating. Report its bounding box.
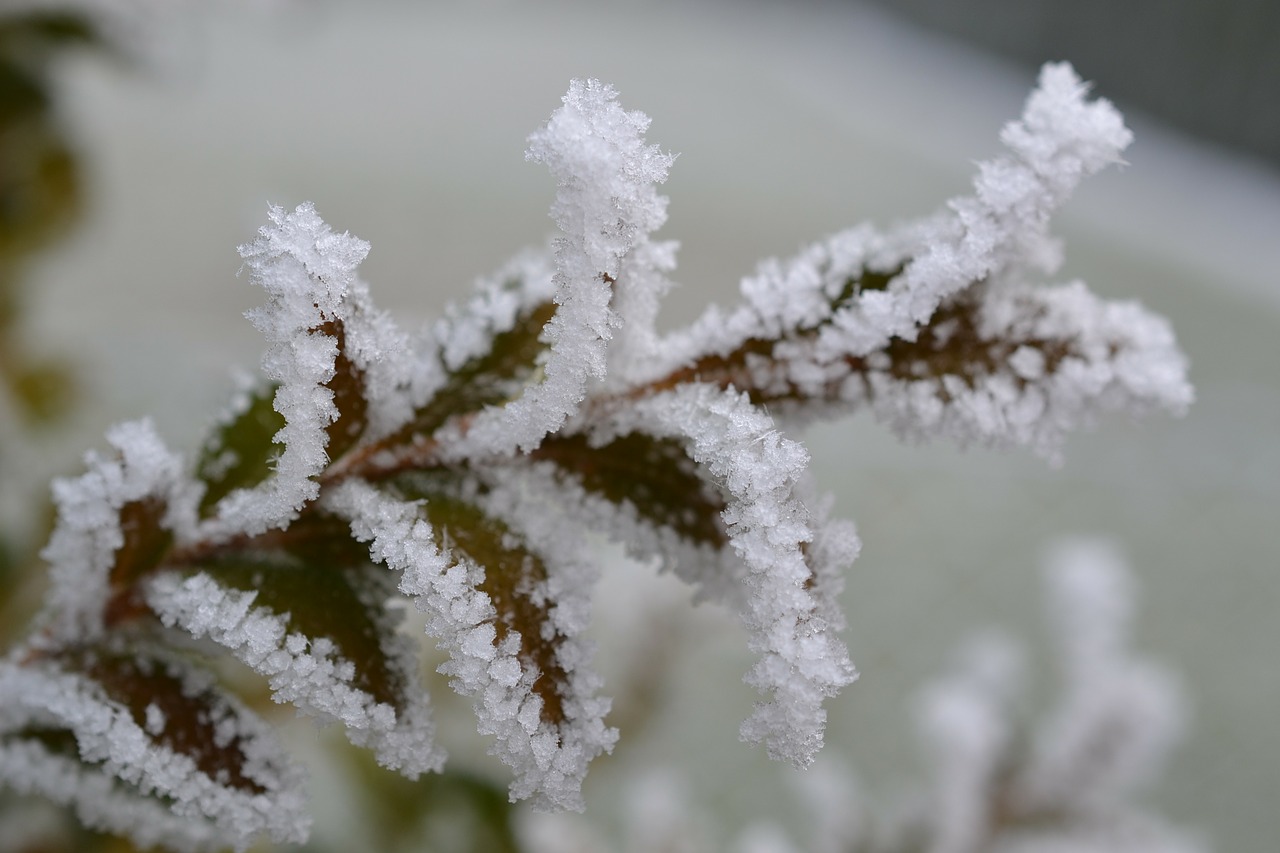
[207,202,408,536]
[663,62,1131,372]
[478,469,620,791]
[446,79,675,458]
[0,739,231,852]
[435,249,557,376]
[404,247,557,422]
[0,654,309,852]
[600,385,858,766]
[41,419,197,643]
[325,479,616,810]
[144,570,443,777]
[818,61,1131,357]
[863,282,1193,462]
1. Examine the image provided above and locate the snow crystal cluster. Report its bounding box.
[0,63,1192,852]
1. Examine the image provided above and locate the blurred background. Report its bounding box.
[0,0,1276,850]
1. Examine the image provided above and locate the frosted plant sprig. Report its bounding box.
[0,64,1190,851]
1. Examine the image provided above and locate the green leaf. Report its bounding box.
[195,514,401,709]
[7,725,79,759]
[533,431,728,548]
[401,299,556,439]
[828,263,901,312]
[194,384,285,518]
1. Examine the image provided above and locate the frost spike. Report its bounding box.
[206,203,408,538]
[442,79,675,459]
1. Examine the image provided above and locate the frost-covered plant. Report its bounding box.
[0,64,1190,851]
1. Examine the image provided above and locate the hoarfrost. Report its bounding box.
[900,540,1197,853]
[0,62,1198,848]
[42,419,196,644]
[445,79,675,459]
[0,651,309,852]
[207,202,409,537]
[325,480,616,810]
[533,543,1202,853]
[145,569,443,777]
[594,384,858,766]
[655,63,1187,460]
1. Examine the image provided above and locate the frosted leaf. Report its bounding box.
[433,249,557,381]
[475,469,620,804]
[651,268,1189,464]
[206,203,408,537]
[0,738,234,853]
[662,62,1131,376]
[649,63,1182,465]
[0,648,308,852]
[145,568,443,777]
[528,428,733,582]
[593,384,857,766]
[1,64,1202,846]
[41,419,197,644]
[445,79,675,458]
[324,480,616,810]
[859,282,1193,461]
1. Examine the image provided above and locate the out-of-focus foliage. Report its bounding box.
[0,10,105,424]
